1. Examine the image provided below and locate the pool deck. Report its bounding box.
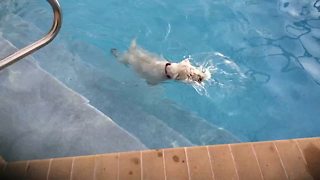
[1,137,319,180]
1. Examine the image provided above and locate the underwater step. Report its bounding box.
[0,14,194,149]
[0,10,240,146]
[144,101,241,145]
[0,36,147,161]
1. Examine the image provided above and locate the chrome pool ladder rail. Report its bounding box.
[0,0,62,71]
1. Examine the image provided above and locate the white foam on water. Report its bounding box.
[187,52,247,97]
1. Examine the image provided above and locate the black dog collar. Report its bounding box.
[165,63,171,79]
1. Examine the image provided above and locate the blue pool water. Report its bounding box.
[2,0,320,145]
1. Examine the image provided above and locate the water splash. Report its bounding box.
[186,52,247,97]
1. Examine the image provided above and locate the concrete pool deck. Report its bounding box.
[1,137,320,180]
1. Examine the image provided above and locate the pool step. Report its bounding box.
[0,11,240,148]
[0,36,147,161]
[144,101,240,145]
[29,27,238,146]
[0,13,193,149]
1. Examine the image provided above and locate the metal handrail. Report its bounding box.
[0,0,62,71]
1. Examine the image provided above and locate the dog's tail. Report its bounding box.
[129,39,137,51]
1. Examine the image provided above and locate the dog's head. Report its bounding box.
[167,59,211,84]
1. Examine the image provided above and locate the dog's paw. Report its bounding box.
[110,48,119,57]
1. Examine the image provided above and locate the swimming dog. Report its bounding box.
[111,40,211,85]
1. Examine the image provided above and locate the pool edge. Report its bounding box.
[1,137,319,180]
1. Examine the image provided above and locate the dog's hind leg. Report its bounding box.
[110,48,129,66]
[110,48,119,58]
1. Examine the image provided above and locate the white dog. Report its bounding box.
[111,40,211,85]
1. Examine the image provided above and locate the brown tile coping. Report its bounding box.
[119,152,141,180]
[48,157,73,180]
[186,146,214,180]
[142,150,165,180]
[253,142,288,180]
[94,154,118,180]
[0,156,7,179]
[275,140,313,180]
[163,148,189,180]
[208,144,238,180]
[1,137,319,180]
[231,143,263,180]
[25,159,50,180]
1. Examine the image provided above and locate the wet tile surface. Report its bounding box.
[94,154,118,180]
[48,157,73,180]
[253,142,288,180]
[208,145,238,180]
[1,137,319,180]
[0,156,6,179]
[71,156,95,180]
[25,159,50,180]
[186,146,214,180]
[119,152,141,180]
[275,140,313,180]
[163,148,189,180]
[296,138,320,180]
[3,161,27,180]
[142,150,166,180]
[231,143,263,180]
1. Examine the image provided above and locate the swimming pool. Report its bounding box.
[1,0,320,157]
